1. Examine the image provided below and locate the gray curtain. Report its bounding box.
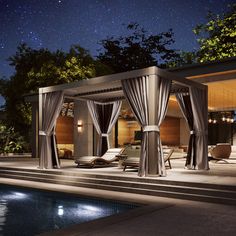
[122,76,171,176]
[155,78,171,175]
[175,93,196,168]
[39,91,64,169]
[87,100,122,156]
[122,76,148,176]
[189,87,209,170]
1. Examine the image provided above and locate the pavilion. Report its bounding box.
[38,66,208,177]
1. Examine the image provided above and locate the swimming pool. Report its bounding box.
[0,184,137,235]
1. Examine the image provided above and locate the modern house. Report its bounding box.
[26,57,236,177]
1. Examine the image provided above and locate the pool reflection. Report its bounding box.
[0,200,7,235]
[0,185,137,236]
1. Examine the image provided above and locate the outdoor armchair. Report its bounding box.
[164,148,174,169]
[75,148,124,167]
[209,143,231,163]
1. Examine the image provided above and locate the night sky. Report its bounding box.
[0,0,235,85]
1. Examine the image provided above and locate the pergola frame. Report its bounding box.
[38,66,208,176]
[39,66,205,94]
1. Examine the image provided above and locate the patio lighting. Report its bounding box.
[77,120,83,132]
[209,111,235,124]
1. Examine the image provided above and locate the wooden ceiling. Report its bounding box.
[207,80,236,111]
[168,78,236,114]
[171,59,236,112]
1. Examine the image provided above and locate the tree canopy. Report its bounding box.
[194,4,236,62]
[98,23,181,73]
[0,44,110,145]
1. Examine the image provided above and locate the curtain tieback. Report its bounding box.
[143,125,160,132]
[190,130,195,135]
[39,130,51,136]
[101,133,109,137]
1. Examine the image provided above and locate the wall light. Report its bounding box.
[77,120,83,133]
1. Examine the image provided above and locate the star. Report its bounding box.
[0,0,235,80]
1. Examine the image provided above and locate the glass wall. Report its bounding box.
[208,111,235,145]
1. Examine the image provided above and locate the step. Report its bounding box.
[0,168,236,205]
[1,166,235,192]
[0,169,235,200]
[0,172,235,205]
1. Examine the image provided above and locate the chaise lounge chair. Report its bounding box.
[123,148,174,171]
[75,148,124,168]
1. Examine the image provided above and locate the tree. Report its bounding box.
[167,51,198,68]
[7,44,97,89]
[98,23,180,73]
[0,121,28,153]
[194,4,236,62]
[0,44,109,149]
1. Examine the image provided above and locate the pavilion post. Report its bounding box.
[38,89,43,168]
[122,74,170,176]
[146,74,159,175]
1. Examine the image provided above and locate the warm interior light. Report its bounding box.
[77,120,83,132]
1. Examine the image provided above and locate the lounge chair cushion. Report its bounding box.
[102,148,123,161]
[75,156,99,164]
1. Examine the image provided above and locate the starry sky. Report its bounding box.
[0,0,235,77]
[0,0,235,78]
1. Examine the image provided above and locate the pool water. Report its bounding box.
[0,184,137,236]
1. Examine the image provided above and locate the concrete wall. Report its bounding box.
[73,100,94,157]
